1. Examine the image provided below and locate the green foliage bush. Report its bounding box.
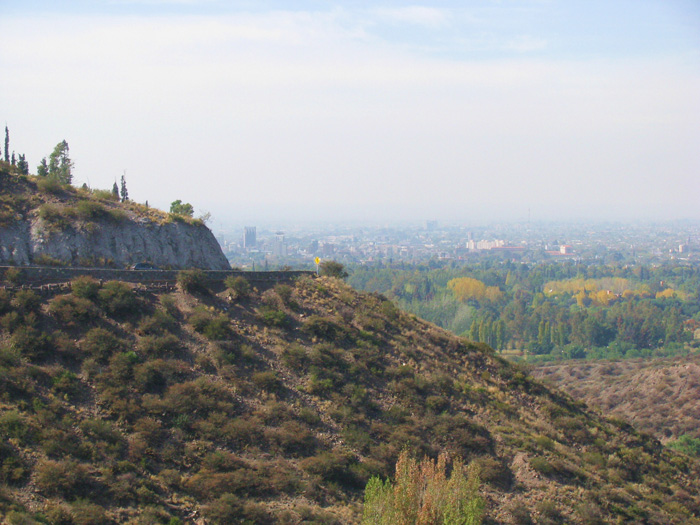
[81,328,126,362]
[11,290,41,314]
[319,261,348,279]
[48,295,99,327]
[138,310,177,336]
[188,308,231,340]
[71,276,101,301]
[177,269,208,294]
[10,326,51,360]
[34,459,92,499]
[224,275,250,299]
[258,306,290,328]
[301,315,344,341]
[98,281,139,316]
[138,334,181,357]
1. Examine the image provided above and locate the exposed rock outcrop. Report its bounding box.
[0,213,230,270]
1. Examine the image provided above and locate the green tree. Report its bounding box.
[319,260,348,279]
[120,174,128,202]
[112,182,119,199]
[48,140,73,184]
[37,157,48,177]
[17,154,28,175]
[170,200,194,217]
[4,125,8,162]
[362,450,483,525]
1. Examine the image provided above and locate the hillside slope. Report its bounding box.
[1,273,699,524]
[533,356,700,444]
[0,162,229,270]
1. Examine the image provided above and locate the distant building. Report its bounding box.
[426,220,438,231]
[243,227,256,250]
[560,245,573,255]
[273,231,287,257]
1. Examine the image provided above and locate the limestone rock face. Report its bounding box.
[0,215,230,270]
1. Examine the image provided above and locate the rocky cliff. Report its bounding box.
[0,164,230,270]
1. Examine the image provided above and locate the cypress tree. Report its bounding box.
[4,126,8,162]
[120,174,128,202]
[112,181,119,199]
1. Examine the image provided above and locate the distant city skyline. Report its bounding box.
[1,1,699,223]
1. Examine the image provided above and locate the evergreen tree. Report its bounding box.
[120,174,128,202]
[112,181,119,199]
[10,152,16,165]
[17,154,29,175]
[37,157,49,177]
[4,126,8,163]
[48,140,73,184]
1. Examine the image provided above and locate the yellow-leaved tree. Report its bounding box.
[362,450,483,525]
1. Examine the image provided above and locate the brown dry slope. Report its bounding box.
[532,355,700,443]
[1,272,700,524]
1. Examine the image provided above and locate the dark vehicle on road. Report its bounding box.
[132,263,160,270]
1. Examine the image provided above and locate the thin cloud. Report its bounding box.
[371,6,451,29]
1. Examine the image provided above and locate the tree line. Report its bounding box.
[349,259,700,361]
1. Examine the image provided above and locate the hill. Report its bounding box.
[532,355,700,446]
[0,161,229,270]
[1,270,699,524]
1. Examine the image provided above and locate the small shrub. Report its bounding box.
[11,326,51,360]
[319,261,348,279]
[34,459,92,499]
[138,334,181,357]
[138,310,177,335]
[81,328,126,362]
[177,269,208,294]
[301,315,343,341]
[11,290,41,314]
[224,275,250,299]
[258,307,290,328]
[252,371,283,394]
[98,281,139,316]
[48,295,99,327]
[530,456,554,476]
[74,200,108,220]
[71,276,101,301]
[36,177,63,194]
[3,267,22,285]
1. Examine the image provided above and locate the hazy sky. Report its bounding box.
[1,1,699,226]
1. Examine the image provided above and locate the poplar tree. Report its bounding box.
[4,126,8,162]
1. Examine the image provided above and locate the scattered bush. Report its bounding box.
[257,306,290,328]
[10,326,51,360]
[71,276,101,301]
[177,269,208,294]
[252,371,283,394]
[11,290,41,315]
[224,275,250,299]
[188,308,231,340]
[81,328,126,362]
[98,281,139,316]
[34,459,92,499]
[138,334,181,357]
[319,261,348,279]
[48,295,99,327]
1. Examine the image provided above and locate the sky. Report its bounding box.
[1,0,699,227]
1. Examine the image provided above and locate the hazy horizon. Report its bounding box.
[2,1,699,224]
